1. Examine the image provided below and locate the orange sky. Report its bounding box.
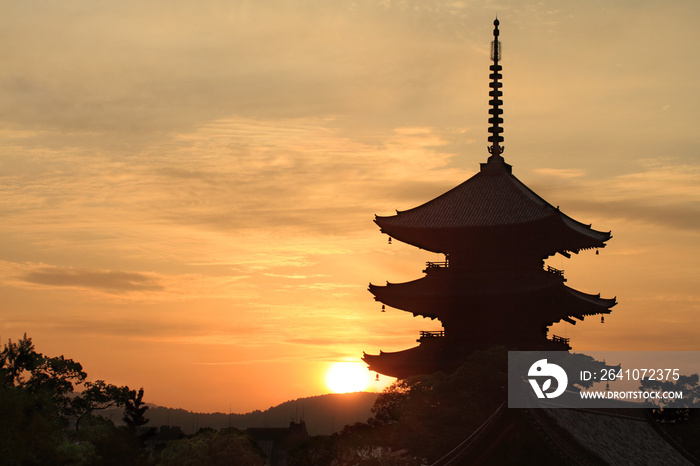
[2,1,700,413]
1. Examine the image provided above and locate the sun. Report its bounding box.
[325,362,371,394]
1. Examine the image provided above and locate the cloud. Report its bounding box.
[532,168,587,179]
[1,261,258,303]
[0,0,488,150]
[1,117,468,242]
[264,273,327,280]
[569,200,700,232]
[18,266,163,292]
[530,162,700,232]
[0,117,467,258]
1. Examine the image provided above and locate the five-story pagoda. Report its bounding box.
[363,19,616,379]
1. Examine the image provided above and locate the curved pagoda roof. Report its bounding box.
[369,272,616,322]
[362,342,460,379]
[375,162,611,254]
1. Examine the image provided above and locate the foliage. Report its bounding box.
[0,387,64,465]
[367,347,507,461]
[0,333,87,419]
[0,333,43,386]
[287,434,335,466]
[641,373,700,423]
[0,334,151,464]
[641,373,700,406]
[287,423,421,466]
[565,352,621,390]
[158,427,266,466]
[59,414,150,465]
[70,379,131,430]
[123,387,150,429]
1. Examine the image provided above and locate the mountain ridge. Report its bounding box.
[99,391,378,436]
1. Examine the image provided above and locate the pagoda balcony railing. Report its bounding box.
[417,330,445,342]
[546,265,565,278]
[424,261,449,272]
[550,334,570,345]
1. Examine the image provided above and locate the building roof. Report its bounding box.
[369,272,616,321]
[362,342,458,379]
[375,165,611,254]
[379,168,551,229]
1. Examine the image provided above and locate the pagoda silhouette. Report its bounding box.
[363,19,616,379]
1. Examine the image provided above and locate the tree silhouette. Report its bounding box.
[641,373,700,423]
[158,427,266,465]
[1,334,87,395]
[123,387,150,429]
[0,334,152,463]
[69,380,130,430]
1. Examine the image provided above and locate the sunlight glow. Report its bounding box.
[325,362,371,394]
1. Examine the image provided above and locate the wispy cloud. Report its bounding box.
[531,162,700,232]
[532,168,587,179]
[20,266,163,292]
[1,261,255,303]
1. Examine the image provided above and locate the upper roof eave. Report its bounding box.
[374,169,556,230]
[375,169,611,251]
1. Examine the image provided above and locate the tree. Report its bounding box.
[287,435,335,466]
[159,428,266,466]
[641,373,700,423]
[69,380,130,430]
[0,386,63,465]
[0,333,88,420]
[366,347,508,462]
[59,414,150,466]
[0,334,151,463]
[0,333,42,387]
[123,387,150,429]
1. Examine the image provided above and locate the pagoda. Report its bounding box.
[362,19,616,379]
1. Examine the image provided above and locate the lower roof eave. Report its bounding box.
[362,343,456,379]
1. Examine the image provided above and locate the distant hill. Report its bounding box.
[99,391,378,436]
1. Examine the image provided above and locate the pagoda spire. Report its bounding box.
[487,18,505,164]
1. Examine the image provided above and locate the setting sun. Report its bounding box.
[325,362,372,394]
